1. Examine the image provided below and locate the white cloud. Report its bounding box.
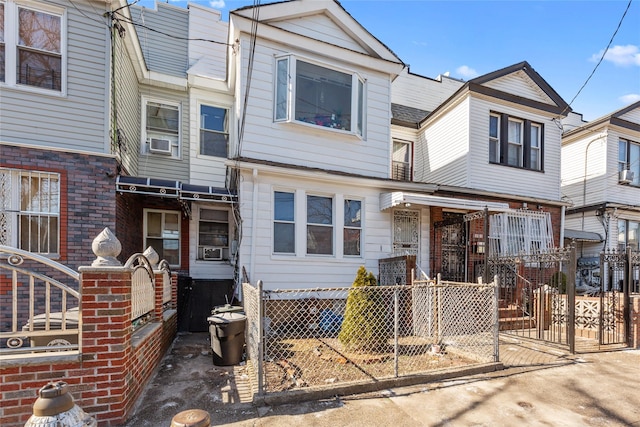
[590,44,640,67]
[209,0,225,8]
[619,93,640,104]
[456,65,479,79]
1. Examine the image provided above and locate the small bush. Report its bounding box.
[550,271,567,294]
[338,266,388,353]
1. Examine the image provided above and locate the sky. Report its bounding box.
[133,0,640,122]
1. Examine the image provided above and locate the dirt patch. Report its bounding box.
[263,337,475,392]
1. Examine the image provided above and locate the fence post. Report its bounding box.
[394,287,399,377]
[567,246,577,353]
[257,280,264,396]
[493,275,500,362]
[625,246,632,346]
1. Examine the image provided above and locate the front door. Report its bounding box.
[393,209,420,258]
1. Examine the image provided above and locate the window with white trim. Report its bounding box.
[392,139,412,181]
[619,138,640,186]
[143,100,180,157]
[197,208,229,261]
[489,112,543,171]
[273,191,295,254]
[618,219,639,251]
[0,1,64,91]
[0,168,60,255]
[199,104,228,157]
[343,199,361,256]
[307,195,333,255]
[275,55,365,136]
[144,209,180,266]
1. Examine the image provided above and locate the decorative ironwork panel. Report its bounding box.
[392,210,419,256]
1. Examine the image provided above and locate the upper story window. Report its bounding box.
[200,105,228,157]
[392,139,412,181]
[144,209,180,267]
[0,2,64,92]
[489,112,543,171]
[143,100,180,157]
[0,168,60,256]
[275,55,365,137]
[619,138,639,186]
[197,208,229,261]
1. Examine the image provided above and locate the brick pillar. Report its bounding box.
[78,227,132,425]
[631,295,640,349]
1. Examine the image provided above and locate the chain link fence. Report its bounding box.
[243,278,498,394]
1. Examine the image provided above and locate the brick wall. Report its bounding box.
[631,295,640,349]
[0,263,177,426]
[0,145,118,270]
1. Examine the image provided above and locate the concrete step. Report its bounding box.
[499,317,536,331]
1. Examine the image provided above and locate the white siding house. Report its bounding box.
[561,101,640,259]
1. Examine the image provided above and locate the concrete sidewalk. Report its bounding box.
[121,333,640,426]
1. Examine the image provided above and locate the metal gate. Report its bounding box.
[433,213,466,282]
[598,249,634,346]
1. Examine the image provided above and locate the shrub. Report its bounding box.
[550,271,567,294]
[338,266,388,353]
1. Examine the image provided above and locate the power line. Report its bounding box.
[563,0,633,114]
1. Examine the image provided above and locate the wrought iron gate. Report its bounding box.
[598,249,633,346]
[434,213,466,282]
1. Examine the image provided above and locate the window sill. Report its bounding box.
[0,82,66,98]
[276,119,364,140]
[489,161,544,173]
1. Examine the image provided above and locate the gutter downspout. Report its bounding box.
[250,168,259,282]
[560,205,566,248]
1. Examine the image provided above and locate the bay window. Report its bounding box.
[0,168,60,255]
[489,112,543,171]
[1,2,64,91]
[274,55,365,136]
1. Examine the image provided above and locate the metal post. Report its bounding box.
[624,246,631,347]
[394,287,399,377]
[257,280,264,395]
[567,247,576,353]
[493,275,500,363]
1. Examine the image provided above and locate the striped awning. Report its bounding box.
[116,176,236,203]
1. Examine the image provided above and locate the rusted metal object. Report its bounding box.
[170,409,211,427]
[24,381,96,427]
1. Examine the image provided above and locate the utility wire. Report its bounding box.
[560,0,633,118]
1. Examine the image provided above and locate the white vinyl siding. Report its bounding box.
[483,70,554,105]
[237,39,392,178]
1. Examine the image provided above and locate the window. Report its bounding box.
[274,56,365,136]
[507,118,523,167]
[197,209,228,260]
[274,191,295,253]
[488,210,553,256]
[489,112,543,171]
[0,2,64,91]
[619,139,640,186]
[0,168,60,255]
[489,114,500,163]
[343,199,361,256]
[307,195,333,255]
[618,219,639,251]
[392,140,412,181]
[200,105,228,157]
[144,100,180,157]
[144,210,180,266]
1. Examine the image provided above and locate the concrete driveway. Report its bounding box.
[121,333,640,426]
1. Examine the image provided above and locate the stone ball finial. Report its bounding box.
[91,227,122,267]
[143,246,160,266]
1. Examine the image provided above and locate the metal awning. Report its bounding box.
[564,228,603,242]
[116,176,180,198]
[380,192,511,212]
[180,183,236,203]
[116,176,236,203]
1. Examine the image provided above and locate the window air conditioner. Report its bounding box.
[619,169,634,184]
[203,247,223,260]
[149,138,172,154]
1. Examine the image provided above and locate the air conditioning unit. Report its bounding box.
[203,247,223,260]
[149,138,172,154]
[619,169,634,184]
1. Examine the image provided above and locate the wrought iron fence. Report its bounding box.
[243,278,498,394]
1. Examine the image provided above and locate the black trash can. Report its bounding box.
[207,305,246,366]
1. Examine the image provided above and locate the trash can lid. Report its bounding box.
[207,310,246,323]
[211,304,244,315]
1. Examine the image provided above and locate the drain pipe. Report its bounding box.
[250,168,259,282]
